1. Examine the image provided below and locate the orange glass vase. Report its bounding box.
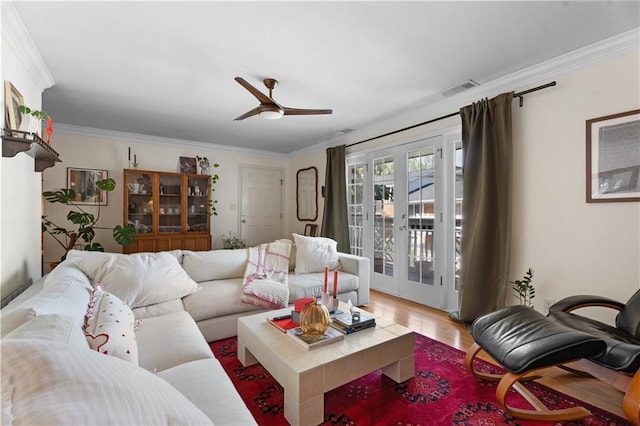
[299,298,330,336]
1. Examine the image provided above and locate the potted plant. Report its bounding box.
[18,105,54,142]
[42,178,136,265]
[220,232,248,249]
[511,267,535,308]
[196,156,220,216]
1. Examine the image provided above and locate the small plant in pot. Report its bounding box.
[220,232,248,249]
[511,267,535,308]
[42,178,136,266]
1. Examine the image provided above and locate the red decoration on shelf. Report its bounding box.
[46,117,54,144]
[333,270,338,297]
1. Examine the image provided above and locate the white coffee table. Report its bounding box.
[237,302,414,426]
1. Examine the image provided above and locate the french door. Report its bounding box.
[348,131,461,311]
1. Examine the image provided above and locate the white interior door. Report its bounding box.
[239,166,283,246]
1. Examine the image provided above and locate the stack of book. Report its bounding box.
[286,326,343,350]
[330,312,376,334]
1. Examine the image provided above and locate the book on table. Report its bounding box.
[330,319,376,334]
[332,312,376,328]
[286,326,344,350]
[268,315,297,332]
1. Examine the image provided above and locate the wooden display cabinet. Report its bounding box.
[123,169,211,253]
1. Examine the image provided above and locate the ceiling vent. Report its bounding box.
[441,80,479,97]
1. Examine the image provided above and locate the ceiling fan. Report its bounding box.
[233,77,332,121]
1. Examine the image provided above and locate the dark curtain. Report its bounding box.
[320,145,350,252]
[453,92,514,323]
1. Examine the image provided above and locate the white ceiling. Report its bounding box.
[12,1,640,154]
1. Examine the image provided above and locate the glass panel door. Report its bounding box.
[373,155,395,279]
[406,147,436,286]
[158,174,182,234]
[347,161,365,257]
[187,175,210,233]
[126,171,153,234]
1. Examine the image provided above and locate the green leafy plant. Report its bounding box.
[511,267,535,308]
[220,232,247,249]
[42,178,136,263]
[18,105,48,120]
[196,156,220,216]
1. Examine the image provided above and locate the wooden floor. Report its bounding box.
[365,289,627,420]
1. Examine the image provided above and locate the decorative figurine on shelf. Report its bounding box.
[196,155,211,175]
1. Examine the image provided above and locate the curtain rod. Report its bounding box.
[346,81,556,148]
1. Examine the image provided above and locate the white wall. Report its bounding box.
[41,130,289,268]
[510,52,639,313]
[341,51,639,317]
[0,37,47,300]
[287,149,327,237]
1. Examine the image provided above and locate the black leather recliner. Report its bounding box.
[465,289,640,424]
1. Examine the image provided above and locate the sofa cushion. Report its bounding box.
[132,298,185,319]
[4,314,88,349]
[292,233,340,273]
[83,285,139,365]
[182,249,249,282]
[158,358,257,425]
[183,278,265,322]
[287,271,359,302]
[135,310,213,373]
[0,339,212,425]
[68,249,200,309]
[0,261,92,336]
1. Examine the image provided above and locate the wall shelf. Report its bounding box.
[2,129,61,172]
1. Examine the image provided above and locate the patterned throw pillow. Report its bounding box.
[83,285,140,365]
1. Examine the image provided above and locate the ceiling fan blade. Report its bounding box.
[283,107,333,116]
[234,77,274,105]
[234,107,261,121]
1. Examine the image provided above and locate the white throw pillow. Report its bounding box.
[68,250,200,308]
[275,238,296,271]
[4,313,89,349]
[1,339,213,425]
[84,285,140,365]
[292,233,340,274]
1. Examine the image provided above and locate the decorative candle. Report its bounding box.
[333,270,338,297]
[128,147,131,161]
[323,266,328,294]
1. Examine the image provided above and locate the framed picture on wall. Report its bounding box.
[179,156,197,174]
[67,167,109,205]
[586,109,640,203]
[4,81,23,131]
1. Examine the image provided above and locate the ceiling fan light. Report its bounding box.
[260,110,284,120]
[259,104,284,120]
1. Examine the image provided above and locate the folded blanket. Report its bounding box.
[241,242,291,309]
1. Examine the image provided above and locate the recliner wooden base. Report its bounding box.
[466,342,640,424]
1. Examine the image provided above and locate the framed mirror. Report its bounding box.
[296,167,318,221]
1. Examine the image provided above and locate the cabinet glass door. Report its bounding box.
[158,174,183,234]
[126,172,154,234]
[187,175,209,233]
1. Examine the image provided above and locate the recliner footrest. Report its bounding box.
[472,305,606,374]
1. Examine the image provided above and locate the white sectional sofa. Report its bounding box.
[0,236,370,424]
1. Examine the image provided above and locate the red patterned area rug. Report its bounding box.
[209,334,630,425]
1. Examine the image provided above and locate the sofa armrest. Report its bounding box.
[338,253,370,306]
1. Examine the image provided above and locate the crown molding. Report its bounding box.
[339,28,640,154]
[1,2,55,90]
[54,123,289,159]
